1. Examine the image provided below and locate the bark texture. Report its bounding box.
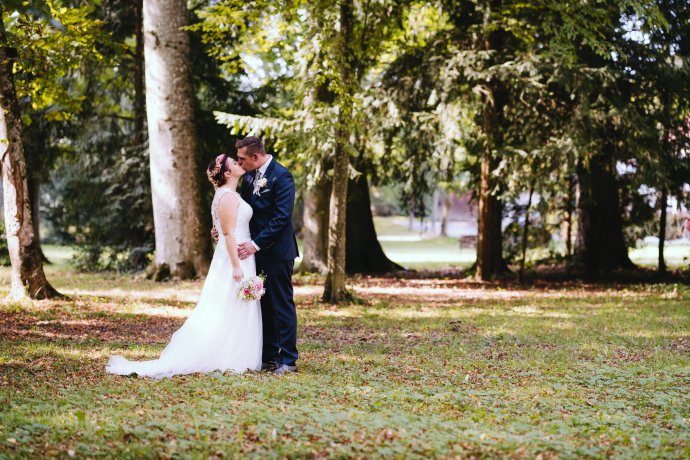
[28,175,49,263]
[345,172,404,274]
[563,174,575,257]
[299,173,330,274]
[323,0,354,302]
[300,168,404,275]
[658,188,667,274]
[576,150,635,277]
[475,4,506,281]
[475,103,505,280]
[143,0,210,279]
[0,11,60,299]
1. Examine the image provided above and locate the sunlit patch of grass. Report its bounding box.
[1,270,689,457]
[629,243,690,267]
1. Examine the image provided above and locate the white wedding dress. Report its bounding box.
[106,188,262,378]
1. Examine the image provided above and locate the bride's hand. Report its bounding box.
[232,266,243,282]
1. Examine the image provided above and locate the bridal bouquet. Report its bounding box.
[238,274,266,301]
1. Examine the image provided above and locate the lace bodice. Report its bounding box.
[212,188,253,243]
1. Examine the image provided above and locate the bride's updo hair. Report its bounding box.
[207,154,229,189]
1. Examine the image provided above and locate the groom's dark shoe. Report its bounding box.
[273,364,297,375]
[261,361,278,372]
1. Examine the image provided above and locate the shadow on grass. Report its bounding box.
[0,309,183,346]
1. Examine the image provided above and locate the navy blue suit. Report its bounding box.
[240,159,299,366]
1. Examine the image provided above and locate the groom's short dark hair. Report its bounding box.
[235,136,265,156]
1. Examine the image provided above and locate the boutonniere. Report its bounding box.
[257,177,268,189]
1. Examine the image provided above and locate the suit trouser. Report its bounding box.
[257,259,298,366]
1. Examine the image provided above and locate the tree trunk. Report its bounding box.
[143,0,210,279]
[476,156,500,280]
[323,134,350,301]
[0,12,60,299]
[440,190,450,237]
[475,92,505,280]
[28,175,49,264]
[300,167,404,275]
[323,0,354,303]
[658,188,667,274]
[298,173,330,274]
[574,170,585,255]
[519,182,535,283]
[563,174,574,258]
[576,150,635,277]
[346,171,404,274]
[133,0,146,147]
[475,4,506,281]
[431,188,439,235]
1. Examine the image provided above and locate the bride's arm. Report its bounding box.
[218,194,243,281]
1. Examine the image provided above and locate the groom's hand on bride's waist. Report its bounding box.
[238,241,258,260]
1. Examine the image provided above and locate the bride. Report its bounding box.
[106,154,262,378]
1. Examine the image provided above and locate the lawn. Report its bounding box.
[1,252,689,457]
[373,216,690,270]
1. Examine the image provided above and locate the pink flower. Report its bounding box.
[237,274,267,302]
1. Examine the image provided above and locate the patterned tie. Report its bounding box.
[253,171,262,195]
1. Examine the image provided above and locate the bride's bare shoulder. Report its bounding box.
[217,190,240,213]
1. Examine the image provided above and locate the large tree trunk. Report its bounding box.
[323,134,350,301]
[658,188,667,274]
[299,173,330,274]
[0,12,60,299]
[143,0,210,280]
[475,96,506,280]
[346,172,404,274]
[323,0,354,303]
[475,4,506,281]
[576,150,635,277]
[300,168,404,275]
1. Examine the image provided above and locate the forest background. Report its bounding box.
[0,0,689,298]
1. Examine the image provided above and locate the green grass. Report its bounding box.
[1,259,689,457]
[373,217,476,269]
[379,236,476,269]
[372,216,690,270]
[628,244,690,268]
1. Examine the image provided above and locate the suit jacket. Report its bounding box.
[240,159,299,262]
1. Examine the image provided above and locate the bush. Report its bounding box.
[503,220,552,263]
[73,244,154,273]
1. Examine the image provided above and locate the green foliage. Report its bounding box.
[44,147,154,272]
[4,1,105,122]
[502,218,553,264]
[206,1,425,194]
[23,0,256,271]
[3,0,688,274]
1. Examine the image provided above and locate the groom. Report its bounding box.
[235,136,299,375]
